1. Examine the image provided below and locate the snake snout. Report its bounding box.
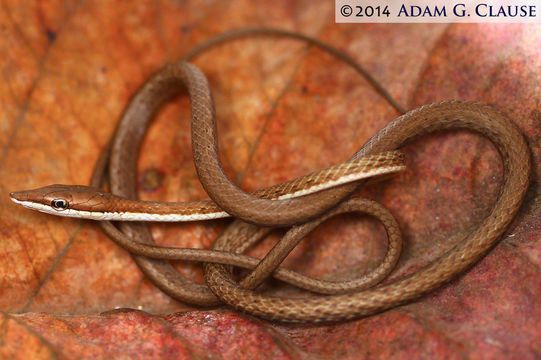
[9,191,28,203]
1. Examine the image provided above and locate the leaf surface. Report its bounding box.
[0,1,539,359]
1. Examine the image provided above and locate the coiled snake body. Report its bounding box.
[10,29,531,322]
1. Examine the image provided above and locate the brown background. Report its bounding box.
[0,1,539,359]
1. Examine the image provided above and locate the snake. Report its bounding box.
[9,28,531,322]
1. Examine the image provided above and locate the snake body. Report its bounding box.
[10,151,404,222]
[9,29,531,322]
[204,100,531,321]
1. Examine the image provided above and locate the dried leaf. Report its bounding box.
[0,1,539,359]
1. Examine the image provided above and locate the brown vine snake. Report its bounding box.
[10,28,531,322]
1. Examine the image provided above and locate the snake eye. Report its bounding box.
[51,199,68,211]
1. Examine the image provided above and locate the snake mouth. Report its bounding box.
[9,191,29,203]
[9,191,40,212]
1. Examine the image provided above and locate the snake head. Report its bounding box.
[10,184,115,219]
